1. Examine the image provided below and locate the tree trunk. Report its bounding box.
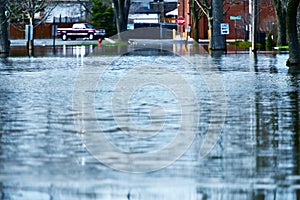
[210,0,226,51]
[27,15,35,57]
[286,0,300,72]
[0,1,10,58]
[252,0,259,53]
[297,6,300,42]
[190,0,199,42]
[112,0,131,39]
[273,0,287,46]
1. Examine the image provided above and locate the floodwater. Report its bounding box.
[0,44,300,199]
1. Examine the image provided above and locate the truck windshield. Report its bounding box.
[85,24,94,29]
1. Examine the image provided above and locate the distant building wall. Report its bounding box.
[178,0,276,40]
[222,0,276,40]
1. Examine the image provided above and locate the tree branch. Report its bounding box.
[194,0,209,17]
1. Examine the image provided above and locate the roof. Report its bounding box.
[166,8,178,16]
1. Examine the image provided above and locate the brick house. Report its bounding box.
[177,0,277,41]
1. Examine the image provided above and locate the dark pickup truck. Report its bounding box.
[57,23,106,41]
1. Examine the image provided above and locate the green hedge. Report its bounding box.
[229,41,261,49]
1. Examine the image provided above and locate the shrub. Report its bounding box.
[265,31,274,51]
[229,41,261,49]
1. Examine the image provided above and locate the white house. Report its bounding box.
[45,0,92,23]
[44,0,177,24]
[128,1,178,29]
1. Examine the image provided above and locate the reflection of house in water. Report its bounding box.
[128,0,178,30]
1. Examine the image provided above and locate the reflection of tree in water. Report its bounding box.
[289,76,300,198]
[255,89,280,188]
[0,77,5,199]
[0,139,2,198]
[254,66,300,197]
[253,54,279,73]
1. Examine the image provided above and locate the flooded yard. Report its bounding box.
[0,43,300,199]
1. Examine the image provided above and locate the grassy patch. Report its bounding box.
[102,41,128,47]
[229,41,261,49]
[277,46,289,50]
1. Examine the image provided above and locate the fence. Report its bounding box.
[53,17,80,23]
[9,23,75,39]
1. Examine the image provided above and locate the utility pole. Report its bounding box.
[27,17,34,56]
[249,0,252,43]
[210,0,226,51]
[251,0,259,53]
[243,0,247,41]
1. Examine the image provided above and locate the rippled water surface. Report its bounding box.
[1,45,300,199]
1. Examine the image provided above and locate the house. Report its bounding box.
[177,0,277,41]
[44,0,92,23]
[128,2,160,29]
[128,0,178,29]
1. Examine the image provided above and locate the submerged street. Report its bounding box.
[0,43,299,199]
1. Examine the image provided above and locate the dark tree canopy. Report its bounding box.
[91,0,117,37]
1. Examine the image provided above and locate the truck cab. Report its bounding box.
[57,23,106,41]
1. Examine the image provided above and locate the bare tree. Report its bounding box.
[0,0,9,58]
[111,0,131,37]
[7,0,58,26]
[190,0,204,41]
[286,0,300,71]
[192,0,229,51]
[76,0,94,20]
[7,0,57,55]
[273,0,287,46]
[297,6,300,42]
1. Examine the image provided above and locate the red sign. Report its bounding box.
[177,17,185,26]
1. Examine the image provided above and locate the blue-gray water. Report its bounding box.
[0,45,300,199]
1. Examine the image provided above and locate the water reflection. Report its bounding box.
[10,45,95,57]
[1,45,300,199]
[253,72,300,199]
